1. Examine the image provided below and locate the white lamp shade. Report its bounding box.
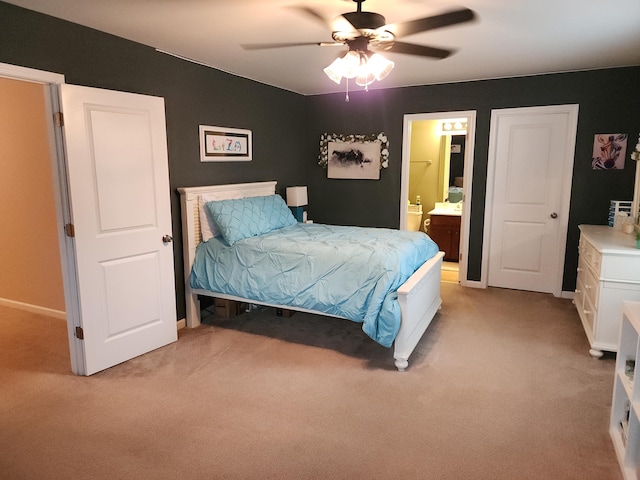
[324,57,344,84]
[369,53,394,81]
[341,51,362,79]
[286,186,308,207]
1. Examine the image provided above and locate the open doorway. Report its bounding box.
[0,76,66,317]
[400,111,476,286]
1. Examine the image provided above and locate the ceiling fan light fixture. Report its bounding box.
[324,50,394,90]
[368,52,394,81]
[323,57,344,84]
[341,50,362,79]
[355,70,376,87]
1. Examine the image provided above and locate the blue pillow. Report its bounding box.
[205,194,297,245]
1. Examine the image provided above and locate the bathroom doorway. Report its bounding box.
[400,111,476,286]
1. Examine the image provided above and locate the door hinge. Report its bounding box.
[65,223,75,237]
[54,112,64,127]
[75,326,84,340]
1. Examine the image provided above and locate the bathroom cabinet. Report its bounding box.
[429,214,460,261]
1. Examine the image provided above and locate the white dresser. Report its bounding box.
[575,225,640,357]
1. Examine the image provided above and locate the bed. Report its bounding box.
[178,181,444,371]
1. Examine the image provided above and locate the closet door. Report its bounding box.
[485,105,578,295]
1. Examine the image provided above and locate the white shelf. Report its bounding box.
[611,301,640,479]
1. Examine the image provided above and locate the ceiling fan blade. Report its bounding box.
[287,6,333,29]
[334,13,361,36]
[386,42,453,59]
[241,42,342,50]
[386,8,476,38]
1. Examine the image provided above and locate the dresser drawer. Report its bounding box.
[601,255,640,283]
[583,267,600,308]
[581,295,596,336]
[580,238,602,274]
[574,275,586,310]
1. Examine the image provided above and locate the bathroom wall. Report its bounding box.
[409,120,442,222]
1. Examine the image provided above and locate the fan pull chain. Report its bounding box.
[345,78,350,102]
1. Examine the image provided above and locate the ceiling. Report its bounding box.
[6,0,640,95]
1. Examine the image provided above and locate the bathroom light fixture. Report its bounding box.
[441,120,468,135]
[286,186,308,222]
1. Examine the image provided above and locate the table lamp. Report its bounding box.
[286,186,308,222]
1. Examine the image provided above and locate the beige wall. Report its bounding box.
[409,120,443,219]
[0,77,65,313]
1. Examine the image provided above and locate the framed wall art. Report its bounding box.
[319,132,389,180]
[592,133,627,170]
[199,125,252,162]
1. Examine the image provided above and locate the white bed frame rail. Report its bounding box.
[178,181,444,371]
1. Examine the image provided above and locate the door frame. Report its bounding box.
[401,111,477,287]
[481,104,579,297]
[0,62,86,373]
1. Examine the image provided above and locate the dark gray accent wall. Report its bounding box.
[1,0,639,316]
[307,68,640,290]
[0,1,312,319]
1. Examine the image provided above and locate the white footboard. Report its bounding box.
[394,251,444,371]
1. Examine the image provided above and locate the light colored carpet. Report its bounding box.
[0,284,621,479]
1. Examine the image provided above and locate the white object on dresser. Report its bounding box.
[575,225,640,357]
[610,301,640,480]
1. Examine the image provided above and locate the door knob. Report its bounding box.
[550,212,558,219]
[162,235,173,243]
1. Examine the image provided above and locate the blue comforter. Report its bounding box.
[190,223,439,347]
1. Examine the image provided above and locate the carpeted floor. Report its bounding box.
[0,284,621,479]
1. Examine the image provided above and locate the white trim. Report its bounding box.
[177,318,186,330]
[0,63,64,85]
[0,297,66,320]
[561,291,575,300]
[482,104,579,296]
[401,110,477,287]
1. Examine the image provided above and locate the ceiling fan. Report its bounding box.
[241,0,476,94]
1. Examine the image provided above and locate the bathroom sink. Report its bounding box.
[429,202,462,216]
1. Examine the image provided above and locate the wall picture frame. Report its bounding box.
[199,125,252,162]
[319,132,389,180]
[592,133,627,170]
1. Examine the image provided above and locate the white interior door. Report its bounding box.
[60,84,177,375]
[485,105,578,295]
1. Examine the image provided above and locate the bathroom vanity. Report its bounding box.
[428,204,462,262]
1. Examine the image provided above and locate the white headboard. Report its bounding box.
[177,181,277,326]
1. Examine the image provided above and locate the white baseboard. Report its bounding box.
[0,297,66,320]
[561,290,575,300]
[177,318,186,330]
